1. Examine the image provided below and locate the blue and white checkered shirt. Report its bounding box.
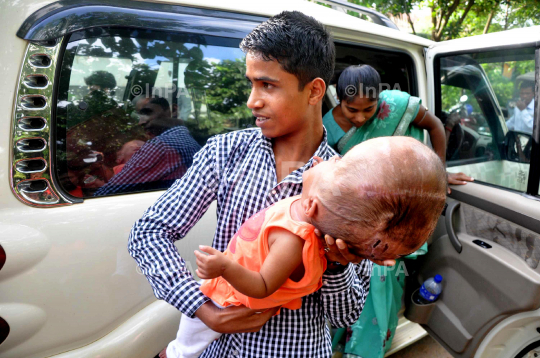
[95,126,201,196]
[129,127,372,358]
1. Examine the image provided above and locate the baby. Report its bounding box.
[164,136,447,358]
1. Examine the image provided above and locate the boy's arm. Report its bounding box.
[320,260,372,328]
[196,228,305,299]
[128,138,220,317]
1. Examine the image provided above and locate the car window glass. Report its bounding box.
[438,47,535,192]
[55,28,252,198]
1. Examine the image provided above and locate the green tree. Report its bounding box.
[339,0,540,41]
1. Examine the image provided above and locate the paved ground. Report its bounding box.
[389,336,453,358]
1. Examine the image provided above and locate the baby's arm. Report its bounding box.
[195,228,304,299]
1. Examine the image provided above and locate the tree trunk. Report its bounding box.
[483,5,497,34]
[407,12,417,34]
[434,0,461,41]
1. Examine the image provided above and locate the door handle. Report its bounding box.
[445,201,463,253]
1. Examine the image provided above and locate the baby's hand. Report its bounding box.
[195,245,231,279]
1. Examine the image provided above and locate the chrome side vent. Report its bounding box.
[23,75,49,89]
[29,54,52,68]
[17,117,47,131]
[21,95,47,110]
[15,158,47,174]
[17,180,60,205]
[11,38,74,207]
[16,138,47,153]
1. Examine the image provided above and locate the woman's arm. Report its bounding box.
[413,105,446,165]
[413,106,474,192]
[195,228,305,299]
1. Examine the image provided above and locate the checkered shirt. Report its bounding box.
[128,128,372,358]
[95,126,201,196]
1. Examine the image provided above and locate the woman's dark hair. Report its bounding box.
[240,11,335,90]
[336,65,381,103]
[84,71,117,90]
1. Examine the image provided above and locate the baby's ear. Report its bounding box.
[302,198,318,218]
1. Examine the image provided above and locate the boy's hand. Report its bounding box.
[315,230,396,267]
[195,245,231,279]
[195,301,279,333]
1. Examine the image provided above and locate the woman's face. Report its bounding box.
[340,95,378,128]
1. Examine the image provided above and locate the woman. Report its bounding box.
[325,65,472,358]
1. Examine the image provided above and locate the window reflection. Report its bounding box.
[56,29,253,198]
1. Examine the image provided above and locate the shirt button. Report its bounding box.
[271,189,277,195]
[323,280,328,285]
[232,350,239,355]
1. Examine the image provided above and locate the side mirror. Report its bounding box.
[504,130,532,163]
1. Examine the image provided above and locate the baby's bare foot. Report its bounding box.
[158,347,167,358]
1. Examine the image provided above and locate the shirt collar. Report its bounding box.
[527,100,535,110]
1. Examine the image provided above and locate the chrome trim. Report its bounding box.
[17,179,60,205]
[23,74,50,89]
[20,94,47,110]
[29,53,52,68]
[15,157,48,174]
[11,38,74,207]
[17,116,47,131]
[15,137,47,153]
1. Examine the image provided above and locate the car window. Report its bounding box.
[55,28,252,198]
[328,42,416,97]
[437,47,536,192]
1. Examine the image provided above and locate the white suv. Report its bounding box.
[1,1,540,358]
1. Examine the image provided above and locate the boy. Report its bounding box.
[130,11,388,357]
[164,137,447,358]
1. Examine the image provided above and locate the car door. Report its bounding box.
[0,2,264,358]
[403,28,540,358]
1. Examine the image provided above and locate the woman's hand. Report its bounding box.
[447,172,474,194]
[195,301,279,334]
[194,245,231,279]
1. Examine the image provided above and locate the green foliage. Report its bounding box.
[338,0,540,41]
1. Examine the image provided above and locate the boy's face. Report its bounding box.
[245,53,313,138]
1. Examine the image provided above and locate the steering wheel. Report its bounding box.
[446,123,465,161]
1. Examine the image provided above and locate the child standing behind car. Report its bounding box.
[163,136,448,358]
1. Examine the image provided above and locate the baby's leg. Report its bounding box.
[166,302,223,358]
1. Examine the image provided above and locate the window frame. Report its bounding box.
[434,44,540,198]
[51,26,251,200]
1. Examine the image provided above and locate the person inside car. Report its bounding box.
[129,11,375,358]
[506,81,535,134]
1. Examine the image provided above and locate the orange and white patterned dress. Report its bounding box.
[200,195,327,311]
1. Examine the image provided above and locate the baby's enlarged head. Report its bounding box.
[313,137,447,261]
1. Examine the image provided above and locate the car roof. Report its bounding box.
[147,0,434,47]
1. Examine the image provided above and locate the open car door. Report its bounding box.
[404,27,540,358]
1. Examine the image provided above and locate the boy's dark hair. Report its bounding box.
[240,11,335,90]
[337,65,381,103]
[84,71,117,90]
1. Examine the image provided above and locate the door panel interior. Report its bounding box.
[405,184,540,357]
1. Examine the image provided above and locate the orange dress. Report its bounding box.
[200,195,327,311]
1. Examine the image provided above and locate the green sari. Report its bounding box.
[328,90,427,358]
